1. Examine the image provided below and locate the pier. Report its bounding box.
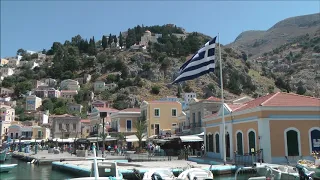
[52,160,237,179]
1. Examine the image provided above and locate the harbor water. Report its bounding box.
[1,158,77,180]
[1,158,244,180]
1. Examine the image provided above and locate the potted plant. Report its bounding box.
[48,143,54,153]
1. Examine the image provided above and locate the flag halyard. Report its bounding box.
[172,36,217,84]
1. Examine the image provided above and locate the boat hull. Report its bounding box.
[0,164,18,173]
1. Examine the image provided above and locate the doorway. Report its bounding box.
[226,132,230,158]
[155,124,160,135]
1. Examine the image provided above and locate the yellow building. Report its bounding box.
[110,108,141,134]
[32,126,50,139]
[203,92,320,164]
[140,101,182,137]
[0,58,9,66]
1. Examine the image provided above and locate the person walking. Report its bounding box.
[184,145,189,160]
[201,143,205,157]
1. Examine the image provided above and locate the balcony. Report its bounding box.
[190,122,202,128]
[190,122,204,134]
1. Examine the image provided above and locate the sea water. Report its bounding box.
[1,158,246,180]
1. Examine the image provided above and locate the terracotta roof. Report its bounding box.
[50,114,75,117]
[96,107,119,112]
[119,108,141,112]
[204,112,218,119]
[226,104,245,111]
[206,96,221,101]
[233,92,320,112]
[61,90,77,93]
[147,101,180,104]
[80,119,90,123]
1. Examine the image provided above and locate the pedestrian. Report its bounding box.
[201,143,205,157]
[184,145,188,160]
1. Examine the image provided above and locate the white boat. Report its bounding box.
[235,166,275,180]
[0,164,18,173]
[67,146,123,180]
[177,168,214,180]
[255,163,299,180]
[142,168,176,180]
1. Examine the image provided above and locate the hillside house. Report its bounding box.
[0,87,13,95]
[0,59,9,66]
[60,79,80,91]
[0,67,14,77]
[67,103,83,113]
[93,81,117,92]
[60,90,78,103]
[25,95,42,111]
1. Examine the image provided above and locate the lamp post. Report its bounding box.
[100,112,107,158]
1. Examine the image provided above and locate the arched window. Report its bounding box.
[215,133,220,153]
[309,128,320,153]
[285,128,300,156]
[236,131,244,155]
[248,129,256,154]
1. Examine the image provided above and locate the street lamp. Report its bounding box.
[100,112,107,157]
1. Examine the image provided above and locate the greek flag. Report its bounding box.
[172,37,217,84]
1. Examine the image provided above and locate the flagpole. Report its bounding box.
[218,33,226,165]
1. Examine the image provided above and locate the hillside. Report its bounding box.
[228,13,320,57]
[2,19,319,116]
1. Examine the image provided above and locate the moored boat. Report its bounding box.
[142,168,176,180]
[66,146,123,180]
[0,164,18,173]
[0,151,6,162]
[177,168,214,180]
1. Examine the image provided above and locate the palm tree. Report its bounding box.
[134,115,147,150]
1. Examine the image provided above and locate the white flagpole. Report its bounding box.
[218,33,227,165]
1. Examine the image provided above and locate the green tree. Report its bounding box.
[17,48,26,56]
[102,35,108,50]
[151,85,160,94]
[88,37,97,55]
[176,85,182,98]
[296,81,306,95]
[119,32,124,48]
[135,115,147,149]
[113,35,118,44]
[42,99,54,112]
[108,33,113,47]
[14,81,32,97]
[97,52,107,64]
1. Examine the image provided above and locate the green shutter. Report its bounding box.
[208,135,213,152]
[237,132,243,155]
[206,135,209,151]
[286,130,299,156]
[215,134,220,153]
[248,131,256,154]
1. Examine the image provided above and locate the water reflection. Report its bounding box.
[1,158,76,180]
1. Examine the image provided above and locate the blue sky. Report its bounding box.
[1,1,319,58]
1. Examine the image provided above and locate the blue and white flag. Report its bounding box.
[172,37,217,84]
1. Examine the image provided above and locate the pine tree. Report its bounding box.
[119,32,123,48]
[108,33,113,47]
[102,35,108,50]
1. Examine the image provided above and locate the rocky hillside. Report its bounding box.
[2,18,319,113]
[228,13,320,57]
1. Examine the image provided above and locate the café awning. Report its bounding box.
[180,135,203,142]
